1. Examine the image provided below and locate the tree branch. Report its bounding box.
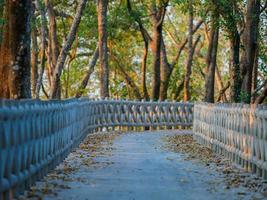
[126,0,152,42]
[255,83,267,104]
[76,46,99,98]
[169,20,204,69]
[110,53,142,100]
[49,0,88,99]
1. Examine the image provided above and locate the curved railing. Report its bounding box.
[193,103,267,179]
[0,98,193,198]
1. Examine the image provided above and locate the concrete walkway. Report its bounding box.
[28,131,261,200]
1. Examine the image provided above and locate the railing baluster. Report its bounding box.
[0,98,193,198]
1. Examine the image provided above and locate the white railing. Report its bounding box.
[0,98,193,198]
[193,103,267,178]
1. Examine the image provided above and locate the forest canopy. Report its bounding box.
[0,0,266,104]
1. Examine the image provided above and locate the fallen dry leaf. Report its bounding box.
[164,134,267,195]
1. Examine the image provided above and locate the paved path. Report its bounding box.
[29,131,261,200]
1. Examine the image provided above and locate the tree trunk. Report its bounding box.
[127,0,171,101]
[160,20,203,101]
[151,24,163,100]
[240,0,260,103]
[251,47,258,103]
[217,81,230,102]
[0,1,4,40]
[35,0,48,99]
[98,0,109,98]
[141,39,149,100]
[76,46,99,98]
[45,0,59,70]
[204,14,219,103]
[229,31,241,102]
[173,80,184,100]
[126,0,151,99]
[184,0,194,102]
[49,0,88,99]
[150,3,167,101]
[215,65,227,102]
[45,0,60,98]
[31,6,38,98]
[0,0,31,99]
[159,39,171,101]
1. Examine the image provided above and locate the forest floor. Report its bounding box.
[17,130,267,200]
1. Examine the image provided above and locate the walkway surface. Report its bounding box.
[23,131,263,200]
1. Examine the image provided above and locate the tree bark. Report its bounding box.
[251,47,258,103]
[217,81,230,102]
[204,13,219,103]
[126,0,150,100]
[184,0,194,102]
[0,0,32,99]
[159,39,171,101]
[240,0,261,103]
[45,0,59,70]
[141,38,149,100]
[229,31,241,102]
[215,65,227,102]
[45,0,61,97]
[98,0,109,98]
[0,3,11,98]
[31,5,38,98]
[76,46,99,98]
[0,1,4,40]
[49,0,87,99]
[35,0,48,99]
[173,80,184,100]
[212,0,242,103]
[150,4,167,101]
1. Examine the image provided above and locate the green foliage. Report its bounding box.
[18,0,265,102]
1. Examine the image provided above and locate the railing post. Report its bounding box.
[0,98,194,197]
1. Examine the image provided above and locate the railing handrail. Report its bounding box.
[193,102,267,179]
[0,98,193,199]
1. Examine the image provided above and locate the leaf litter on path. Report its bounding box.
[17,131,121,200]
[164,134,267,198]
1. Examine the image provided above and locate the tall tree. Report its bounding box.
[49,0,88,99]
[126,0,151,99]
[184,0,194,102]
[160,19,203,100]
[0,0,32,99]
[204,11,219,103]
[35,0,48,99]
[229,28,241,102]
[98,0,109,98]
[45,0,61,97]
[212,0,242,103]
[31,5,38,98]
[150,1,168,100]
[240,0,261,103]
[141,36,149,100]
[45,0,59,73]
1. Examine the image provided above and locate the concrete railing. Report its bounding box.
[193,103,267,178]
[0,98,193,198]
